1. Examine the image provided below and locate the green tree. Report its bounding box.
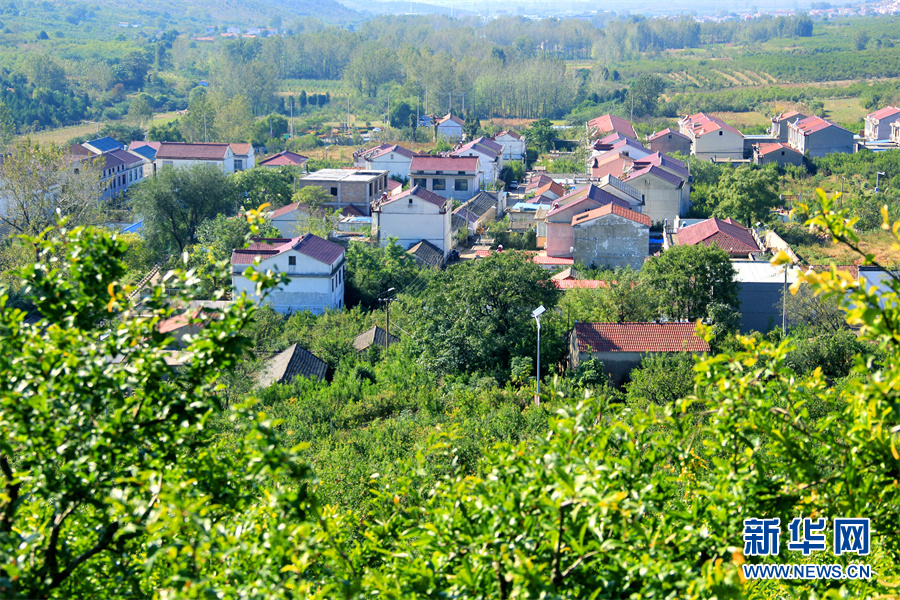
[642,244,738,321]
[0,139,102,240]
[23,54,67,91]
[523,117,555,154]
[407,251,562,377]
[180,87,217,143]
[131,164,235,257]
[214,94,255,143]
[0,99,15,152]
[344,240,421,309]
[127,96,153,126]
[147,120,184,142]
[712,166,780,226]
[96,123,145,145]
[625,352,696,406]
[854,29,870,51]
[558,268,657,323]
[628,73,666,118]
[293,185,333,209]
[232,167,296,209]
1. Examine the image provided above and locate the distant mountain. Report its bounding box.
[335,0,452,16]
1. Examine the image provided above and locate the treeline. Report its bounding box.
[0,75,91,131]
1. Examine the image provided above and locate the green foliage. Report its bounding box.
[642,244,739,321]
[625,352,696,406]
[232,167,296,210]
[558,268,657,323]
[712,166,780,226]
[407,251,562,378]
[96,122,144,145]
[628,73,666,118]
[131,164,235,257]
[523,117,555,154]
[344,240,421,309]
[147,119,184,142]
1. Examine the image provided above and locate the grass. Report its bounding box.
[25,111,180,145]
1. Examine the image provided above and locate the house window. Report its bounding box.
[235,159,243,170]
[330,187,338,196]
[455,179,468,191]
[369,183,373,196]
[667,134,672,139]
[288,256,296,266]
[409,198,413,204]
[719,131,723,136]
[433,178,446,190]
[458,171,466,175]
[413,178,426,188]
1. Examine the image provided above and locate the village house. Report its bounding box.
[647,128,692,156]
[543,185,639,258]
[529,180,566,202]
[296,168,390,216]
[354,325,400,352]
[409,155,481,201]
[231,234,346,314]
[570,203,651,270]
[407,240,445,268]
[770,111,808,144]
[865,106,900,141]
[753,142,803,167]
[435,113,465,141]
[568,322,709,385]
[257,344,328,386]
[589,151,635,180]
[590,134,652,162]
[258,150,309,168]
[75,137,148,198]
[230,143,255,171]
[155,142,237,173]
[128,141,161,177]
[452,137,504,182]
[492,130,526,161]
[586,114,637,140]
[680,112,744,160]
[891,121,900,145]
[623,164,688,226]
[353,143,416,179]
[593,175,645,210]
[372,186,453,261]
[787,116,855,158]
[732,262,800,333]
[452,191,501,238]
[670,217,763,259]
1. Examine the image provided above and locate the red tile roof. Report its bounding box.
[231,234,344,266]
[534,180,566,198]
[647,128,690,142]
[270,202,300,218]
[410,155,478,173]
[571,203,651,227]
[587,114,637,139]
[230,143,253,156]
[554,279,607,290]
[791,116,850,136]
[436,113,464,126]
[369,144,415,160]
[632,152,689,177]
[341,205,366,217]
[573,322,709,353]
[258,151,309,167]
[677,217,760,255]
[495,130,521,140]
[756,142,801,157]
[377,185,448,210]
[387,179,402,192]
[624,165,685,187]
[157,142,232,160]
[681,112,742,137]
[533,255,574,265]
[109,148,144,166]
[868,106,900,121]
[772,110,804,123]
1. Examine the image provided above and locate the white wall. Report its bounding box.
[454,148,500,182]
[367,153,412,179]
[631,175,686,225]
[232,249,345,314]
[156,156,235,174]
[495,134,526,160]
[691,129,744,160]
[437,122,464,141]
[377,197,451,258]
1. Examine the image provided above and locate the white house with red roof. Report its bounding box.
[361,144,416,179]
[451,136,504,182]
[258,151,309,168]
[568,322,709,385]
[230,143,255,171]
[647,128,691,156]
[570,203,651,270]
[787,116,854,157]
[371,186,452,261]
[492,130,525,161]
[409,155,481,201]
[231,234,346,314]
[586,114,636,140]
[865,106,900,141]
[156,142,236,173]
[770,111,808,144]
[753,142,803,167]
[435,113,465,141]
[673,217,762,259]
[679,112,744,160]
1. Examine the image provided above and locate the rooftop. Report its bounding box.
[410,155,479,173]
[868,106,900,121]
[587,114,637,139]
[157,142,232,161]
[571,203,651,227]
[231,233,344,266]
[681,112,743,138]
[258,344,327,386]
[377,185,449,209]
[301,168,387,183]
[353,325,400,351]
[258,150,309,167]
[573,322,709,353]
[676,217,761,256]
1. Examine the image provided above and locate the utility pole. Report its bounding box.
[289,95,294,139]
[462,92,465,115]
[449,92,452,115]
[782,265,788,334]
[203,113,208,143]
[379,287,396,347]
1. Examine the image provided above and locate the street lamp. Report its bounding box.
[877,171,886,192]
[532,305,545,405]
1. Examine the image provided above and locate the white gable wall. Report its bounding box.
[232,249,345,314]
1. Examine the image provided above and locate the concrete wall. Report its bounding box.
[376,197,451,258]
[495,134,526,160]
[572,213,649,270]
[156,156,234,174]
[436,122,463,141]
[454,149,500,182]
[803,128,855,158]
[865,116,900,141]
[296,175,390,216]
[546,222,576,257]
[232,250,345,314]
[649,135,691,157]
[631,175,686,225]
[410,173,480,201]
[691,130,744,160]
[772,114,806,143]
[756,149,803,167]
